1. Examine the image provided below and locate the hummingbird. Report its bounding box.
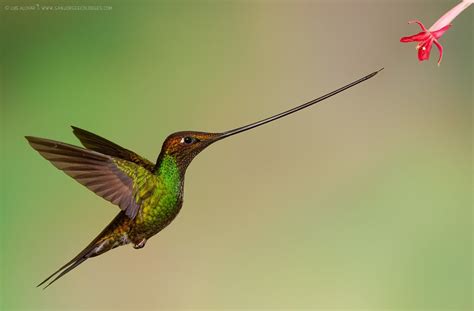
[27,69,382,289]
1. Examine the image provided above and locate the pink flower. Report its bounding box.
[400,0,473,66]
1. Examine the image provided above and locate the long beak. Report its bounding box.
[218,68,383,140]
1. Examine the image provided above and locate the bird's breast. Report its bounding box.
[131,183,184,240]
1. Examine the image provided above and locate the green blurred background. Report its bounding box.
[1,0,472,310]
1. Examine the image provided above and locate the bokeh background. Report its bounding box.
[0,0,472,310]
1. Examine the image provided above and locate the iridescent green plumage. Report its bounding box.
[27,69,382,289]
[27,130,191,288]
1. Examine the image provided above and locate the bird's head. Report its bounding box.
[157,131,222,171]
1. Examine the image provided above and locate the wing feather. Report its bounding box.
[26,136,156,219]
[71,126,155,172]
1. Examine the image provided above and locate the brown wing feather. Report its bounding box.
[71,126,155,172]
[26,136,143,219]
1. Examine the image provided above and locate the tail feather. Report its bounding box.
[37,212,130,289]
[37,240,98,289]
[41,257,88,289]
[36,257,80,288]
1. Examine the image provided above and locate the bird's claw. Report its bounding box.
[133,239,147,249]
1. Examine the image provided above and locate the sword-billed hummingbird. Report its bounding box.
[27,69,382,288]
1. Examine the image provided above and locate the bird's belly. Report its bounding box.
[129,199,183,243]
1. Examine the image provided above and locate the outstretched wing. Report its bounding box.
[71,126,155,172]
[26,136,156,219]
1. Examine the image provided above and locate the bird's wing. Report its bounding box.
[26,136,157,219]
[71,126,156,172]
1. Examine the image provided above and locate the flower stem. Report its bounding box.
[429,0,473,31]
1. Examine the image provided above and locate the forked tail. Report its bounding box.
[37,212,130,289]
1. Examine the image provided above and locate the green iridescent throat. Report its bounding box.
[157,154,182,198]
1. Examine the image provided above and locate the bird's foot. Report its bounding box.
[133,238,147,249]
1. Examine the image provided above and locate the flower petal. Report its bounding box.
[400,31,430,42]
[431,24,452,39]
[432,39,444,66]
[408,20,428,32]
[417,38,434,61]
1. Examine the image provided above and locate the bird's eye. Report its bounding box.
[181,136,195,145]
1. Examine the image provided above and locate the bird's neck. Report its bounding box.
[155,154,185,192]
